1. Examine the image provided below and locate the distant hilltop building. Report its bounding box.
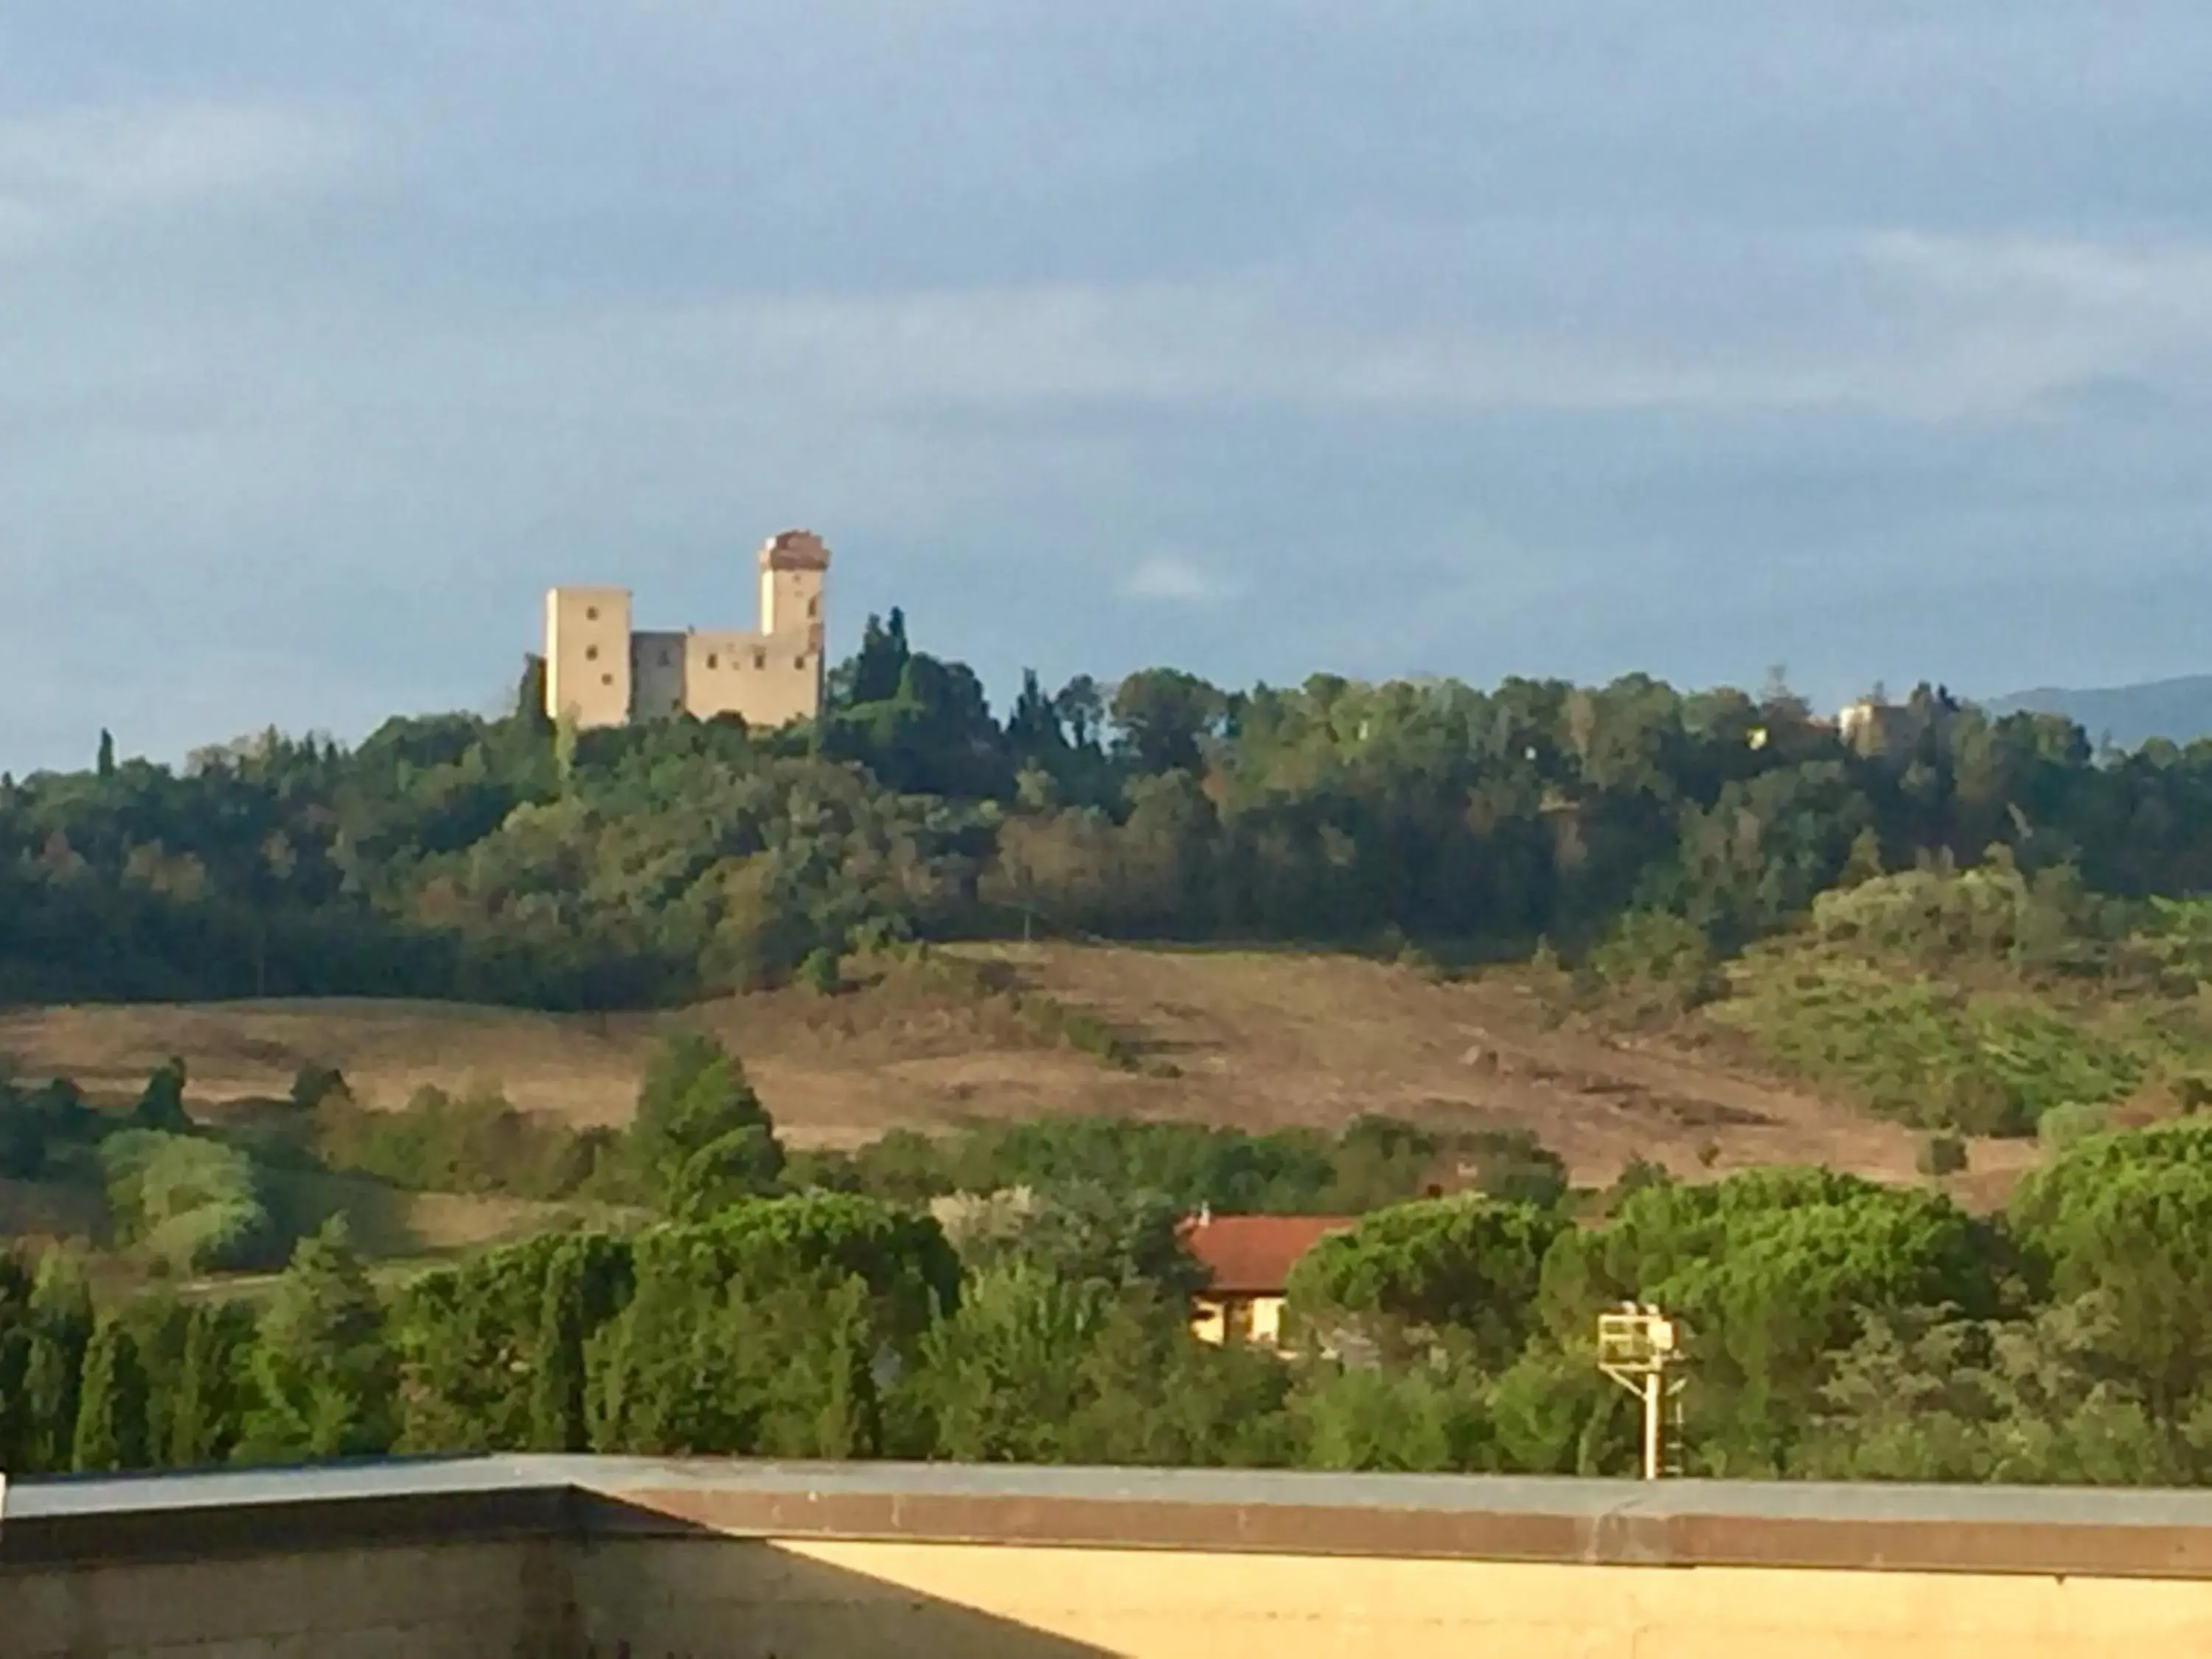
[543,530,830,730]
[1834,686,1961,761]
[1835,696,1906,756]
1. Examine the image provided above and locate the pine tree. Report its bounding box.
[240,1220,397,1461]
[71,1321,150,1472]
[95,728,116,779]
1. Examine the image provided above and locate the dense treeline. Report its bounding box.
[0,1034,1553,1274]
[9,612,2212,1009]
[15,1088,2212,1485]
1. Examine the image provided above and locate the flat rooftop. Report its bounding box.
[8,1458,2212,1579]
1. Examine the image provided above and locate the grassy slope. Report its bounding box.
[0,945,1988,1206]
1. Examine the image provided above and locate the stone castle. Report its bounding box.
[543,529,830,730]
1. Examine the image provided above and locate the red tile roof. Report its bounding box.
[1178,1213,1356,1297]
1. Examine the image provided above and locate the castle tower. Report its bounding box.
[759,530,829,640]
[758,529,830,716]
[543,585,633,729]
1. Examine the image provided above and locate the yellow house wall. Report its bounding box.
[1188,1294,1288,1349]
[1251,1293,1287,1346]
[574,1537,2212,1659]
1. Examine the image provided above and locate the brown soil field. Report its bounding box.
[0,945,2041,1199]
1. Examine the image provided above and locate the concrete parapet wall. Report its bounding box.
[5,1537,573,1658]
[10,1458,2212,1656]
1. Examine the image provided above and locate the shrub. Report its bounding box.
[2037,1102,2111,1151]
[1717,962,2140,1135]
[0,1075,100,1180]
[99,1131,274,1274]
[288,1062,348,1113]
[313,1085,623,1202]
[798,948,844,996]
[1585,909,1725,1018]
[1918,1135,1968,1178]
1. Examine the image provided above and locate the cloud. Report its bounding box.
[0,100,360,253]
[7,4,2212,771]
[1123,555,1225,603]
[596,227,2212,428]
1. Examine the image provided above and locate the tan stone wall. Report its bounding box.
[574,1537,2212,1659]
[0,1537,573,1658]
[542,533,827,734]
[760,563,823,640]
[680,627,818,727]
[630,628,688,721]
[545,586,633,729]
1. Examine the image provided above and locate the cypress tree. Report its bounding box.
[0,1324,31,1470]
[21,1256,94,1473]
[168,1302,247,1468]
[526,1245,589,1453]
[71,1321,150,1473]
[131,1057,192,1133]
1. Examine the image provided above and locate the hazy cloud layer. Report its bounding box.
[5,3,2212,768]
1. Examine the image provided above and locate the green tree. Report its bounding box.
[167,1301,254,1467]
[526,1242,593,1453]
[71,1321,151,1472]
[1540,1167,1999,1471]
[19,1255,94,1473]
[1110,668,1227,774]
[918,1261,1107,1463]
[1294,1361,1493,1472]
[131,1057,192,1133]
[2009,1121,2212,1418]
[630,1033,786,1218]
[240,1221,397,1461]
[1289,1194,1566,1366]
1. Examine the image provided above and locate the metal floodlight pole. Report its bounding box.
[1596,1301,1683,1481]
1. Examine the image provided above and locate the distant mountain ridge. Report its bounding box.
[1986,674,2212,749]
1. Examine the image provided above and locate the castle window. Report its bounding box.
[706,653,719,669]
[808,597,818,619]
[754,650,766,671]
[600,673,613,686]
[659,650,672,668]
[585,644,599,661]
[796,655,808,670]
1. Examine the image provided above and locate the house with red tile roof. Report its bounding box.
[1177,1209,1356,1351]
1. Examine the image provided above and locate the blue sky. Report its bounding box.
[6,3,2212,772]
